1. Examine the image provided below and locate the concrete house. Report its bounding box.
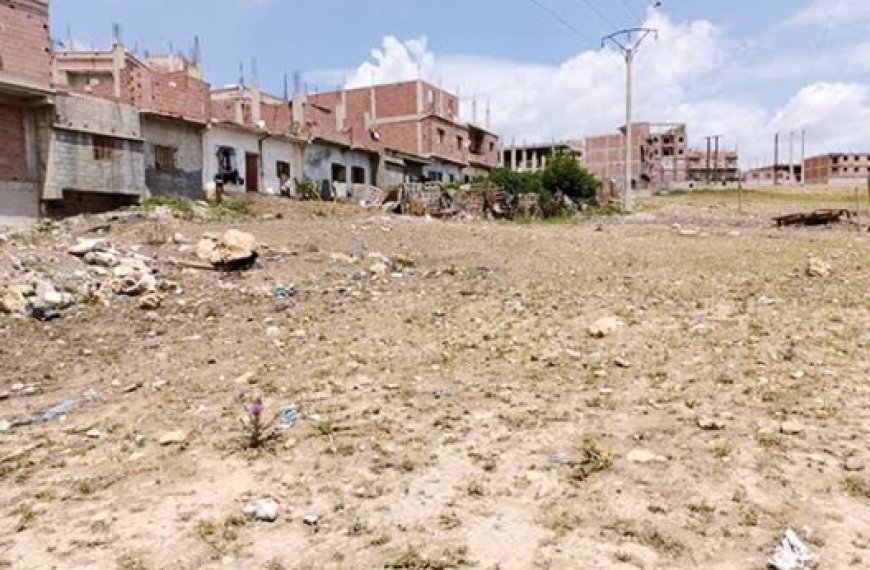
[307,80,500,186]
[207,84,308,195]
[0,0,53,225]
[52,40,211,200]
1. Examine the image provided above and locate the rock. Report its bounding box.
[368,261,389,276]
[83,251,119,267]
[171,233,188,244]
[35,281,64,307]
[68,238,108,256]
[626,449,668,464]
[330,252,357,264]
[0,419,11,433]
[303,514,320,527]
[86,429,102,439]
[845,456,865,472]
[780,420,804,435]
[697,416,725,431]
[806,257,831,278]
[265,326,281,339]
[11,382,24,392]
[244,498,279,522]
[158,430,187,445]
[210,229,258,269]
[139,294,162,311]
[0,286,28,314]
[234,372,256,385]
[394,253,415,267]
[614,357,632,369]
[196,237,218,261]
[588,317,625,338]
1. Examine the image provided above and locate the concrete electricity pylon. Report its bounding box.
[602,28,657,212]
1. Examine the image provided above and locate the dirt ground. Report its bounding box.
[1,189,869,569]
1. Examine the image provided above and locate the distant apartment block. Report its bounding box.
[687,148,739,184]
[804,153,870,185]
[500,141,584,174]
[743,164,802,186]
[585,123,690,188]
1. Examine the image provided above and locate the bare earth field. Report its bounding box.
[1,189,869,569]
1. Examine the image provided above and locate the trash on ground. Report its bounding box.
[768,528,815,570]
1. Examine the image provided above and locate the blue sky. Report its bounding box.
[51,0,870,164]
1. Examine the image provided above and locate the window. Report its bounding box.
[276,161,291,182]
[351,166,366,184]
[93,135,117,161]
[331,163,347,183]
[154,145,177,172]
[457,135,463,150]
[663,147,674,157]
[437,128,445,145]
[489,142,495,152]
[215,146,241,184]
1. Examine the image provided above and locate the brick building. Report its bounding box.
[804,153,870,185]
[53,41,211,199]
[308,80,499,186]
[686,149,740,184]
[0,0,53,224]
[584,123,689,188]
[743,164,801,186]
[500,141,584,174]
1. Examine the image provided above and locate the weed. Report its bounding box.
[76,479,96,496]
[439,511,462,530]
[568,440,613,483]
[712,443,735,459]
[116,552,148,570]
[347,519,369,536]
[262,560,287,570]
[843,476,870,499]
[140,195,192,215]
[15,504,36,532]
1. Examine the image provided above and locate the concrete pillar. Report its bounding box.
[541,153,547,170]
[511,145,517,171]
[520,148,527,172]
[251,84,262,126]
[111,43,125,100]
[22,108,38,182]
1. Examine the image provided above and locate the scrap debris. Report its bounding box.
[773,209,855,228]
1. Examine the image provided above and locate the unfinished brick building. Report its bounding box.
[53,40,211,199]
[804,153,870,185]
[500,141,584,174]
[0,0,53,224]
[308,81,499,185]
[584,123,689,188]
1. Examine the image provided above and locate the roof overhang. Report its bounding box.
[0,73,54,99]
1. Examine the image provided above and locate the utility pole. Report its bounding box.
[800,130,806,186]
[602,27,657,212]
[705,137,712,185]
[789,131,795,185]
[773,133,780,186]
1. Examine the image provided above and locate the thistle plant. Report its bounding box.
[242,398,279,449]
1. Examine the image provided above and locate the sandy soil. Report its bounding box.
[0,193,868,569]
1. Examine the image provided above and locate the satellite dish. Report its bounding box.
[256,119,267,131]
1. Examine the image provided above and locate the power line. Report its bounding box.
[526,0,590,41]
[618,0,642,25]
[575,0,620,31]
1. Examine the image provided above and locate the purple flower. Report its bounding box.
[249,399,264,417]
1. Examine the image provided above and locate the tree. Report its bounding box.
[540,153,597,200]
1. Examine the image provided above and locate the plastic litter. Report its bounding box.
[274,286,296,299]
[280,405,299,427]
[768,528,815,570]
[37,400,76,422]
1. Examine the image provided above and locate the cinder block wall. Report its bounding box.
[142,116,205,199]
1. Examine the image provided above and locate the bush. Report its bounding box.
[489,167,545,198]
[140,195,193,214]
[540,153,597,200]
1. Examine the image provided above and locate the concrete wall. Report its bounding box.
[203,125,260,193]
[142,115,205,199]
[43,94,147,200]
[261,137,303,194]
[422,161,461,183]
[0,181,38,227]
[303,142,375,187]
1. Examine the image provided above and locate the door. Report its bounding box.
[245,153,259,193]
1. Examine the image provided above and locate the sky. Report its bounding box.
[51,0,870,166]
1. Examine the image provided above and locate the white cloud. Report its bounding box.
[340,11,870,165]
[784,0,870,28]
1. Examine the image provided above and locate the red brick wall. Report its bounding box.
[129,63,209,123]
[0,0,51,88]
[804,155,831,184]
[0,104,26,181]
